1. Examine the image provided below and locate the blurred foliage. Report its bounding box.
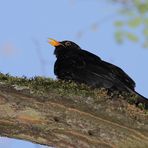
[113,0,148,47]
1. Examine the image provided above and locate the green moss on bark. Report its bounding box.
[0,73,147,111]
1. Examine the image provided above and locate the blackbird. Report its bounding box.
[48,38,148,108]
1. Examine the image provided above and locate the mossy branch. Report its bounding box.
[0,73,148,148]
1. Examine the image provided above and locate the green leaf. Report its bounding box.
[128,17,142,28]
[114,21,124,27]
[126,32,139,42]
[115,31,124,43]
[137,3,148,14]
[143,29,148,37]
[134,0,148,13]
[134,0,141,6]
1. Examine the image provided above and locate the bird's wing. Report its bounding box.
[102,61,136,90]
[80,49,136,90]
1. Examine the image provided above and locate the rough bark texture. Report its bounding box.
[0,73,148,148]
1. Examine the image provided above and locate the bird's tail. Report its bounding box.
[124,85,148,109]
[119,83,148,109]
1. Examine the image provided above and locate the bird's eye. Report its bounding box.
[65,42,71,46]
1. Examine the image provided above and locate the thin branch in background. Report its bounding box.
[32,39,48,76]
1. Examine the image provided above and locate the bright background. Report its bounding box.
[0,0,147,148]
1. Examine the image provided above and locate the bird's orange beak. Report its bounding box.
[48,38,61,47]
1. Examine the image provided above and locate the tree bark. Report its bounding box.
[0,74,148,148]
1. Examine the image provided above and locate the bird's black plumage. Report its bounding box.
[54,41,135,90]
[51,40,148,108]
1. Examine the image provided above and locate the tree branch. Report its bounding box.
[0,73,148,148]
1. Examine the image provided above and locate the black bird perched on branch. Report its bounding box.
[48,38,148,108]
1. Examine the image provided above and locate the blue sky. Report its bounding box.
[0,0,148,148]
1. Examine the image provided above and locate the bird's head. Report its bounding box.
[48,38,81,57]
